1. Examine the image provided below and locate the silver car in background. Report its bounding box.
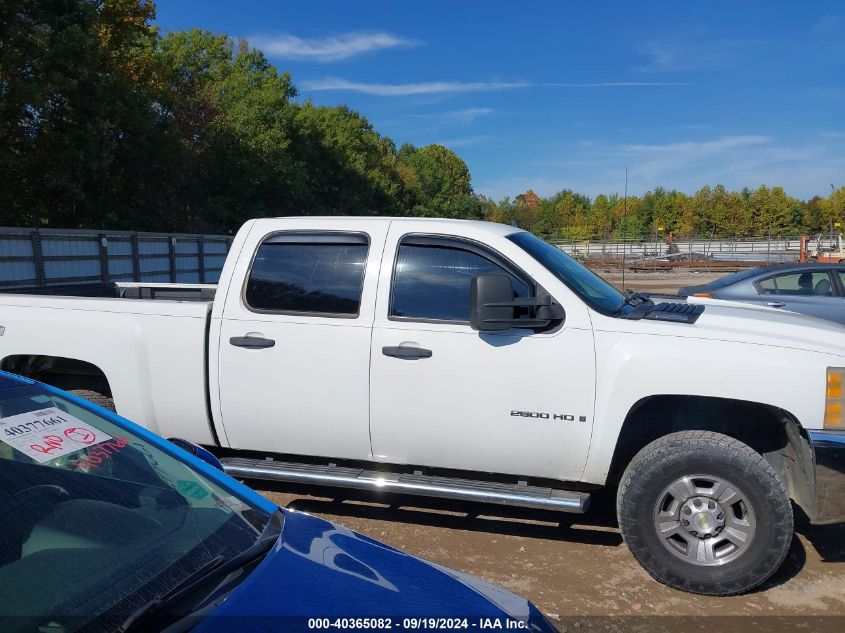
[678,263,845,325]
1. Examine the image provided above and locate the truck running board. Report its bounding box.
[220,457,590,514]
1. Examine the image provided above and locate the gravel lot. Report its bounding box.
[254,484,845,630]
[600,270,727,294]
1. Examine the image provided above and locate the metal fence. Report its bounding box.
[556,235,805,266]
[0,227,233,289]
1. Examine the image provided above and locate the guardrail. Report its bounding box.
[0,227,233,289]
[555,236,804,259]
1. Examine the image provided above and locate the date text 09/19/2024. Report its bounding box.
[307,618,529,630]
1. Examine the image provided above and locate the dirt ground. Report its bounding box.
[255,483,845,628]
[599,270,728,295]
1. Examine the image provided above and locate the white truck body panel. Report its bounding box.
[1,216,843,489]
[369,220,596,481]
[212,218,389,460]
[0,294,212,442]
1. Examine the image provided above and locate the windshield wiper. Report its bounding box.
[622,289,654,309]
[117,509,284,633]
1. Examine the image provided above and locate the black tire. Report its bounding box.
[68,389,116,413]
[617,430,793,595]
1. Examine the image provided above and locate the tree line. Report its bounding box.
[1,0,843,239]
[493,185,845,242]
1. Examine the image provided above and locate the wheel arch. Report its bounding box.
[0,354,113,400]
[608,394,815,519]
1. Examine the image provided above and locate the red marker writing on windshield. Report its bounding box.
[64,427,97,445]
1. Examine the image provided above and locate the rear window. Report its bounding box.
[245,232,369,316]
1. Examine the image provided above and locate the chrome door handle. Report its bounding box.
[766,301,786,308]
[230,336,275,349]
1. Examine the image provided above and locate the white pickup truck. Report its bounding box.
[1,217,844,595]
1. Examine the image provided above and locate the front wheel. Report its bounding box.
[617,431,793,595]
[68,389,116,413]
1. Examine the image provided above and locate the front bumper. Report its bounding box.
[809,430,845,525]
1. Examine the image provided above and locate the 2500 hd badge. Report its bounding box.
[510,410,587,422]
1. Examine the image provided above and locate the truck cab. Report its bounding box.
[211,218,597,482]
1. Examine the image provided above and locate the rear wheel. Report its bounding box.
[617,431,793,595]
[67,389,116,413]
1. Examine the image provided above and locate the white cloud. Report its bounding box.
[300,78,688,96]
[635,36,753,72]
[619,135,771,155]
[250,32,420,62]
[438,107,493,124]
[406,107,494,124]
[300,78,529,95]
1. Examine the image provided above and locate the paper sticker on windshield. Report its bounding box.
[0,407,112,463]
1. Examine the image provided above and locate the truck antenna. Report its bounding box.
[622,166,628,291]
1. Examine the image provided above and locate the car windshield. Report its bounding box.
[0,382,275,633]
[508,231,626,313]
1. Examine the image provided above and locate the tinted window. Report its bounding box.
[757,271,833,297]
[246,233,368,315]
[391,242,530,321]
[508,231,625,313]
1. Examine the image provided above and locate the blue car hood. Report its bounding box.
[196,509,554,632]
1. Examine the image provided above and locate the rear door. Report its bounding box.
[215,223,387,460]
[754,269,838,321]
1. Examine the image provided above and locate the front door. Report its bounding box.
[369,225,596,482]
[217,226,385,460]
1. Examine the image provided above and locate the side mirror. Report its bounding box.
[470,273,565,332]
[470,274,517,331]
[168,437,225,472]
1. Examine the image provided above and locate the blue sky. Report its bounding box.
[156,1,845,201]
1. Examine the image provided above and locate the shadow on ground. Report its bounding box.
[800,522,845,563]
[753,534,806,592]
[254,480,836,592]
[258,480,624,547]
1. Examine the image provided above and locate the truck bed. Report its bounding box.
[0,291,213,442]
[0,281,217,302]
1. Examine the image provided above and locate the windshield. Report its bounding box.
[508,231,626,313]
[0,382,275,633]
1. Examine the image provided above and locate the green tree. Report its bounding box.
[512,190,542,231]
[589,194,616,239]
[822,187,845,233]
[613,195,644,239]
[803,196,825,234]
[542,190,590,240]
[0,0,172,228]
[400,144,478,218]
[155,30,304,230]
[751,185,793,236]
[294,103,413,217]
